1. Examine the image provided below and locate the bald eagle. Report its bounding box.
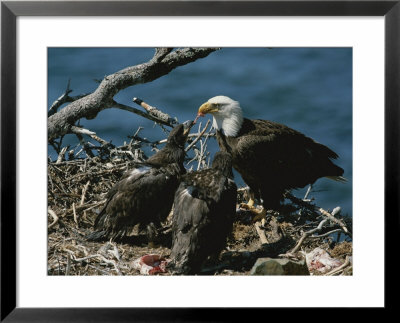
[86,121,194,244]
[197,96,344,212]
[168,151,237,275]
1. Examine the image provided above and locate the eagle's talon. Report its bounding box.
[238,200,267,222]
[239,203,252,210]
[239,197,256,210]
[251,208,267,223]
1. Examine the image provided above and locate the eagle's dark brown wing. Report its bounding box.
[218,118,343,209]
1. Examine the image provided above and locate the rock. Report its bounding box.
[250,257,310,275]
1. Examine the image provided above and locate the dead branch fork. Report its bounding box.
[290,207,350,254]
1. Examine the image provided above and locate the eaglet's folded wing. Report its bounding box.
[173,170,228,232]
[95,164,180,228]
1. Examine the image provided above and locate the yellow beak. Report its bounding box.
[197,102,219,117]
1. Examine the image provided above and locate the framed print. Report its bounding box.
[1,0,398,320]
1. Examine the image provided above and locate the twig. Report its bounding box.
[304,184,312,200]
[298,184,313,216]
[64,201,106,215]
[72,202,78,225]
[285,191,316,212]
[113,101,175,127]
[196,147,205,171]
[72,254,102,262]
[65,167,126,182]
[48,79,72,117]
[254,221,269,244]
[110,149,135,159]
[326,256,351,276]
[290,218,329,253]
[128,126,144,148]
[107,243,121,262]
[77,245,89,257]
[75,133,95,158]
[89,133,110,146]
[197,140,210,170]
[185,119,211,152]
[67,251,122,275]
[65,254,71,275]
[87,264,111,275]
[56,146,69,164]
[187,122,213,171]
[152,132,216,147]
[97,254,122,276]
[319,207,351,238]
[71,127,111,151]
[80,200,107,213]
[309,228,343,239]
[48,171,54,192]
[187,149,201,166]
[133,97,177,126]
[70,126,96,136]
[48,207,59,229]
[80,181,90,205]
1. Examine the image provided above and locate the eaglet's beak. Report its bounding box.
[195,102,219,123]
[182,120,195,136]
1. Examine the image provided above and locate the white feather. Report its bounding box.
[128,166,151,180]
[208,95,243,137]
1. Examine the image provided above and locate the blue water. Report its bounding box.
[48,48,352,216]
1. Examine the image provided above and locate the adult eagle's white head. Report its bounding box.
[197,95,243,137]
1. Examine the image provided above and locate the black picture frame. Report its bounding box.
[1,0,398,321]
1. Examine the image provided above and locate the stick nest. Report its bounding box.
[48,135,352,276]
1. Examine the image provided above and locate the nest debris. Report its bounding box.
[48,136,352,276]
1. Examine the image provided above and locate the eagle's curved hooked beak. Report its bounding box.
[195,102,219,124]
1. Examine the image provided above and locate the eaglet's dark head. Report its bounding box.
[147,120,194,167]
[166,120,194,148]
[211,151,234,179]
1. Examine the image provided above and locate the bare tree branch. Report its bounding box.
[132,97,177,126]
[48,79,72,117]
[48,47,219,141]
[113,101,174,127]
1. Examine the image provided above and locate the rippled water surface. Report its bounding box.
[48,48,352,216]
